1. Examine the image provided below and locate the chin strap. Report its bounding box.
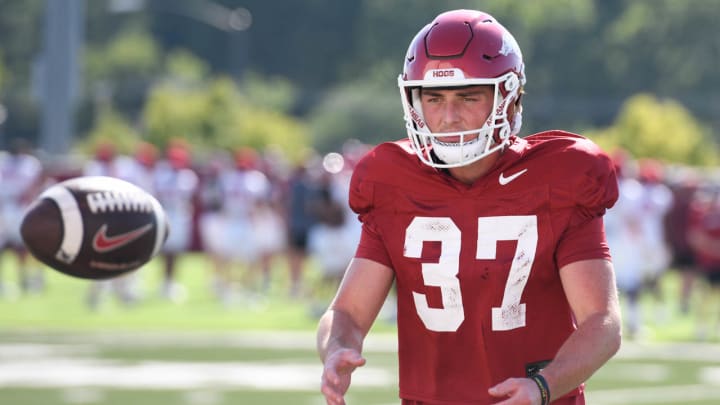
[510,109,523,136]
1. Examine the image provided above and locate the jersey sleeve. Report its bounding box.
[555,138,619,268]
[348,146,393,267]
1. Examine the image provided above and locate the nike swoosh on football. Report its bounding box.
[92,223,154,253]
[498,168,528,185]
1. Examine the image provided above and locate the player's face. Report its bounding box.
[420,85,494,142]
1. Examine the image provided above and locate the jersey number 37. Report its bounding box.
[404,216,538,332]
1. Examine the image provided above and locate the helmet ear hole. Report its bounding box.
[504,74,519,92]
[499,126,510,139]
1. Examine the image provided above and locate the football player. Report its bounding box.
[663,167,702,314]
[0,138,45,295]
[153,141,199,302]
[687,183,720,340]
[83,140,145,308]
[317,9,622,405]
[604,155,646,339]
[203,147,279,303]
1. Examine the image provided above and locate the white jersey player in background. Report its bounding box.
[0,139,44,297]
[83,140,144,309]
[153,141,199,303]
[200,148,279,305]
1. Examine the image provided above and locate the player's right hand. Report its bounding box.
[321,348,367,405]
[488,377,543,405]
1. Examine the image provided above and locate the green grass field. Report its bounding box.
[1,253,719,404]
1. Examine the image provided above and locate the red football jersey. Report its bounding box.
[350,131,618,404]
[687,188,720,269]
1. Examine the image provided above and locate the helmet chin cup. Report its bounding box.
[431,134,488,167]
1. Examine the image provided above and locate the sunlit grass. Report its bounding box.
[1,253,720,405]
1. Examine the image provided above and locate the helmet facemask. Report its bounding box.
[399,71,522,169]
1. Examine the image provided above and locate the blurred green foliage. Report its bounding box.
[0,50,5,92]
[590,94,719,165]
[85,27,161,81]
[142,76,308,160]
[82,106,142,156]
[0,0,718,165]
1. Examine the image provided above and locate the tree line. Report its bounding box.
[0,0,717,165]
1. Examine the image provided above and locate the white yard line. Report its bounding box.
[587,384,720,404]
[0,353,717,405]
[0,357,394,390]
[7,331,720,359]
[0,334,397,391]
[0,332,718,405]
[0,330,399,352]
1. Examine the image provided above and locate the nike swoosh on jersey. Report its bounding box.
[92,223,154,253]
[498,168,528,185]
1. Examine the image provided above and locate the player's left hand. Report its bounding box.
[488,377,543,405]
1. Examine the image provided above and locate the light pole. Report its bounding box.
[38,0,84,156]
[38,0,253,157]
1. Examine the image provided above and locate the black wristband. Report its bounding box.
[530,374,550,405]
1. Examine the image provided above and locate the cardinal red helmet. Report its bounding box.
[398,9,526,168]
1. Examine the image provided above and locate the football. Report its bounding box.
[20,176,169,280]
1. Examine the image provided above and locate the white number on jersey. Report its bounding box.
[404,216,538,332]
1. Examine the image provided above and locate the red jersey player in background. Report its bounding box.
[686,184,720,340]
[317,9,622,405]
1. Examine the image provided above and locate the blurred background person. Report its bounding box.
[83,140,120,177]
[664,165,702,314]
[121,141,158,193]
[197,152,231,302]
[283,159,320,299]
[605,153,646,339]
[249,149,287,296]
[686,182,720,340]
[0,138,45,297]
[202,147,274,305]
[83,139,142,309]
[153,140,199,303]
[637,159,674,324]
[306,152,360,316]
[115,141,160,303]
